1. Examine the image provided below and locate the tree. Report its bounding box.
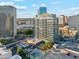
[24,29,34,36]
[15,34,20,38]
[0,39,15,45]
[17,47,30,59]
[40,40,54,51]
[75,32,79,40]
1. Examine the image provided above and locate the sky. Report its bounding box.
[0,0,79,18]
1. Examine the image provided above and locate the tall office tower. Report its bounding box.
[38,7,47,15]
[35,13,59,40]
[0,6,16,39]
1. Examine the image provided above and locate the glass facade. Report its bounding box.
[0,6,16,39]
[39,7,47,15]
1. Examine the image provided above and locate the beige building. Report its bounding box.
[58,15,68,27]
[59,26,78,37]
[0,6,16,39]
[35,13,59,40]
[16,18,35,31]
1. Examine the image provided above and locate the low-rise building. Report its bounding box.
[16,18,35,31]
[0,48,12,59]
[9,54,22,59]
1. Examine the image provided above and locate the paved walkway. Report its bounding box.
[41,49,79,59]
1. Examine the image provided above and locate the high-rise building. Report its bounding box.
[35,13,59,40]
[58,15,68,26]
[69,14,79,29]
[0,6,16,39]
[38,7,47,15]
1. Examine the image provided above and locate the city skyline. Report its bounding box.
[0,0,79,18]
[0,1,79,59]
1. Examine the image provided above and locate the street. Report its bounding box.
[41,48,79,59]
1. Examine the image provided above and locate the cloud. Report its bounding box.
[13,0,24,2]
[51,1,61,5]
[15,5,27,9]
[69,7,79,11]
[60,7,79,16]
[40,3,46,7]
[32,4,36,7]
[0,2,14,6]
[67,7,79,15]
[17,13,34,18]
[62,10,65,12]
[0,2,27,10]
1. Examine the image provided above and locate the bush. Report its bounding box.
[17,29,34,37]
[0,39,15,45]
[24,29,34,36]
[40,40,54,51]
